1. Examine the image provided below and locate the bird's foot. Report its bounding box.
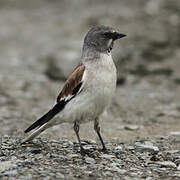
[99,147,108,154]
[79,147,92,157]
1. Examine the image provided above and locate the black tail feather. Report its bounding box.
[24,100,67,133]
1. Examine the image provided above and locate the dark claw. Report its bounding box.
[100,147,108,153]
[80,147,86,156]
[79,147,94,157]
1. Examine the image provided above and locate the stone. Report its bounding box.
[103,171,113,177]
[117,169,127,175]
[127,146,135,150]
[0,161,17,173]
[164,150,179,154]
[170,131,180,136]
[156,161,176,168]
[177,165,180,171]
[30,148,41,154]
[115,145,123,151]
[85,157,96,164]
[3,169,18,176]
[68,154,79,158]
[124,125,139,131]
[56,173,65,179]
[84,145,94,150]
[100,154,115,160]
[135,142,159,152]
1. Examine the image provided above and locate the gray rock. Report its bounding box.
[84,145,94,150]
[170,131,180,136]
[124,125,140,131]
[56,172,65,178]
[115,145,123,151]
[68,154,79,158]
[50,154,66,159]
[103,170,113,177]
[30,148,41,154]
[0,161,17,173]
[117,169,127,175]
[164,150,179,154]
[135,141,159,152]
[172,173,180,178]
[177,165,180,171]
[146,177,154,180]
[3,169,18,176]
[84,170,93,176]
[156,161,177,168]
[174,159,180,165]
[127,146,135,150]
[85,157,96,164]
[100,154,115,160]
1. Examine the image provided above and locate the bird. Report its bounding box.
[22,25,126,155]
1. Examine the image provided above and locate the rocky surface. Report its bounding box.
[1,135,180,179]
[0,0,180,179]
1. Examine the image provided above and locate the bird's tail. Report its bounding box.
[22,101,67,144]
[21,122,51,144]
[24,102,65,134]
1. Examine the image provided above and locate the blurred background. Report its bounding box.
[0,0,180,142]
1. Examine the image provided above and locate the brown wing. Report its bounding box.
[24,63,85,133]
[57,62,85,103]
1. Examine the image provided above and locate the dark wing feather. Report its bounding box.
[24,100,67,133]
[24,63,85,133]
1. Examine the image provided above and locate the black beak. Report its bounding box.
[112,32,126,40]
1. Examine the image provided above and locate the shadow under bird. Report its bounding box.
[22,25,126,155]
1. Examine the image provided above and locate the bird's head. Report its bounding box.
[83,25,126,53]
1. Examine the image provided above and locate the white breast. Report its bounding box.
[97,53,117,100]
[84,52,117,116]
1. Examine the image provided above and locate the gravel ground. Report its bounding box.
[0,0,180,179]
[1,135,180,179]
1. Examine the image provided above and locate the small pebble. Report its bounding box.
[117,169,127,175]
[115,145,122,151]
[68,154,79,158]
[30,149,41,154]
[56,173,65,178]
[85,157,96,164]
[124,125,139,131]
[3,169,18,176]
[164,150,179,154]
[135,142,159,152]
[127,146,135,150]
[170,131,180,136]
[156,161,176,168]
[100,154,115,160]
[103,171,113,176]
[177,165,180,171]
[0,161,17,173]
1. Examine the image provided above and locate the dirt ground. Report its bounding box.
[0,0,180,179]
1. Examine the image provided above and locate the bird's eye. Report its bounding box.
[103,32,110,36]
[103,32,112,38]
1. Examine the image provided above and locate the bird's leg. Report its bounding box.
[94,118,107,152]
[73,121,86,156]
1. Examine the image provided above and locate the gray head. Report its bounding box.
[83,25,126,53]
